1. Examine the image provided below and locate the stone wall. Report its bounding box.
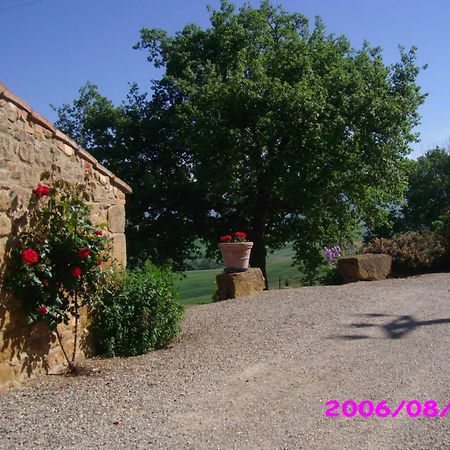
[0,81,132,391]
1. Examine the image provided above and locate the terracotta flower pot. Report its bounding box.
[219,242,253,273]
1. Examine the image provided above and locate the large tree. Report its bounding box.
[55,1,425,281]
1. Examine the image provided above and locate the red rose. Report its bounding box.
[97,259,102,266]
[71,267,82,277]
[34,184,50,197]
[220,235,232,242]
[95,230,103,236]
[77,247,90,259]
[38,305,48,315]
[42,279,49,286]
[234,231,247,239]
[21,248,39,265]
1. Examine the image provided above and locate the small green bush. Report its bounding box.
[432,211,450,247]
[319,263,343,285]
[91,261,184,357]
[364,230,448,275]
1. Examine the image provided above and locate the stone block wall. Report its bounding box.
[0,81,132,391]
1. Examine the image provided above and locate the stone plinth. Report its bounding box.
[215,268,265,301]
[338,253,392,283]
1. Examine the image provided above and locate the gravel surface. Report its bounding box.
[0,273,449,450]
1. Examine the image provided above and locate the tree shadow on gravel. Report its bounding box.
[330,313,450,340]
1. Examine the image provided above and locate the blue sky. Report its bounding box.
[1,0,449,157]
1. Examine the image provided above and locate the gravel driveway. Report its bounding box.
[0,273,449,449]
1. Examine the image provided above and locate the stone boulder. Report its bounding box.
[215,268,265,301]
[337,253,392,282]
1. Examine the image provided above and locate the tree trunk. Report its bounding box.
[249,193,270,289]
[250,237,268,289]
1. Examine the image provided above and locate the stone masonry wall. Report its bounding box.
[0,81,132,391]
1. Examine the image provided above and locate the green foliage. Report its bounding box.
[6,176,112,329]
[188,256,221,270]
[53,83,203,272]
[432,212,450,267]
[54,1,425,279]
[366,148,450,242]
[432,211,450,245]
[315,263,342,286]
[402,147,450,230]
[176,268,223,305]
[91,261,184,357]
[365,231,448,275]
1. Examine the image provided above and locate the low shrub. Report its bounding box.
[91,261,184,357]
[364,230,448,275]
[432,211,450,248]
[317,263,342,285]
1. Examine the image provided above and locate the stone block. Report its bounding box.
[0,132,15,161]
[99,174,109,185]
[113,187,126,200]
[111,233,127,267]
[0,237,7,260]
[108,204,125,233]
[90,203,108,224]
[0,190,11,211]
[7,103,17,122]
[0,364,15,385]
[18,144,31,162]
[25,121,34,134]
[34,124,45,137]
[215,268,266,301]
[337,253,392,282]
[63,144,74,156]
[0,215,11,237]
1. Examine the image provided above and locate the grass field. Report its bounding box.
[175,246,304,306]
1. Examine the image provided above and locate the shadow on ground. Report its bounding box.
[330,313,450,340]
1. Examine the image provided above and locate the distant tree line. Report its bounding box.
[366,146,450,239]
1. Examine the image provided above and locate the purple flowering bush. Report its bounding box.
[322,245,342,264]
[313,244,342,285]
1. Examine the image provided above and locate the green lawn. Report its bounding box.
[175,246,304,306]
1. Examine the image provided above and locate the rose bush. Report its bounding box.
[6,175,114,370]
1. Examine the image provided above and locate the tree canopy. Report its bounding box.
[401,147,450,230]
[54,0,426,280]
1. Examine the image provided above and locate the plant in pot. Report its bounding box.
[219,231,253,273]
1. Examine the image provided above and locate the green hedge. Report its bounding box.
[92,261,184,357]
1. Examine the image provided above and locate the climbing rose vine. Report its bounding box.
[6,175,114,371]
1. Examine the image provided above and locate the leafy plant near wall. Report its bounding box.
[91,261,184,357]
[6,174,114,372]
